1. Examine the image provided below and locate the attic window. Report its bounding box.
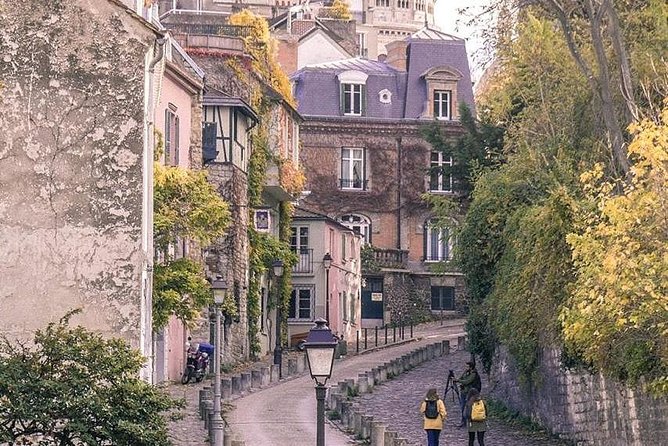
[379,89,392,104]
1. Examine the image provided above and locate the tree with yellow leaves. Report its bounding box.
[562,105,668,393]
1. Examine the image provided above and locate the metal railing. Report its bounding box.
[354,322,415,353]
[372,248,408,269]
[292,248,313,274]
[164,23,252,38]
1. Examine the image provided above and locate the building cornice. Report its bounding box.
[300,116,465,137]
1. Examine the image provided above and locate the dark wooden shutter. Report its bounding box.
[339,84,345,115]
[202,122,218,164]
[361,84,367,116]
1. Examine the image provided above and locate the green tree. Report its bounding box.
[0,312,179,445]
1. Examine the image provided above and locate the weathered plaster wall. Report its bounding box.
[0,0,154,347]
[491,347,668,446]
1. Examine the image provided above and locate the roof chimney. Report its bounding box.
[385,40,408,71]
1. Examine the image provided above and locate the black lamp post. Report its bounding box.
[210,276,228,446]
[272,259,284,378]
[304,318,338,446]
[322,252,332,323]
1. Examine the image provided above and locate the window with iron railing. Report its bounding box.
[340,148,366,190]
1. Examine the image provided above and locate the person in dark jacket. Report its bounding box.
[419,388,447,446]
[454,361,481,427]
[465,388,487,446]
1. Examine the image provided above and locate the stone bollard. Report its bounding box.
[340,401,354,429]
[384,430,397,446]
[357,373,369,394]
[372,368,380,386]
[394,437,408,445]
[457,335,466,351]
[296,354,305,373]
[199,388,212,419]
[287,358,297,376]
[231,376,242,395]
[260,366,271,386]
[442,340,450,355]
[251,370,262,388]
[353,411,363,436]
[379,364,388,383]
[230,439,245,446]
[241,372,251,393]
[345,378,356,396]
[203,400,213,428]
[371,421,386,446]
[427,344,434,360]
[361,415,373,440]
[337,380,348,394]
[270,364,280,382]
[328,391,342,413]
[221,378,232,400]
[223,428,232,446]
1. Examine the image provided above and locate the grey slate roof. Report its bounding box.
[292,30,475,120]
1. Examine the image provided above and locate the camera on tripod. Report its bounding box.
[443,369,460,401]
[447,369,455,378]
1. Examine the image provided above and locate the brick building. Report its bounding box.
[292,26,474,326]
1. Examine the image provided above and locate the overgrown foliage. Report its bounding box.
[153,162,231,330]
[562,106,668,390]
[449,2,668,392]
[0,312,179,445]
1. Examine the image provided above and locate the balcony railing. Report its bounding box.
[292,248,313,274]
[339,178,369,191]
[362,247,408,271]
[164,23,252,38]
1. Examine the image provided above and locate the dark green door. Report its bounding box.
[361,277,384,319]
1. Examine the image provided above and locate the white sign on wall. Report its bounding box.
[371,292,383,302]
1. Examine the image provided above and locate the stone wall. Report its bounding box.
[491,347,668,446]
[0,0,155,351]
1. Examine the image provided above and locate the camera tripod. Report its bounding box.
[443,369,460,403]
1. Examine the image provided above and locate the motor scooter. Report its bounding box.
[181,343,213,384]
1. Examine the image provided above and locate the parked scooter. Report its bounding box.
[181,342,214,384]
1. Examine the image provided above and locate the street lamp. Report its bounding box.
[322,253,332,324]
[304,318,338,446]
[210,276,228,446]
[272,259,284,378]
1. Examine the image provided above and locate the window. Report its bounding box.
[429,151,453,192]
[434,90,452,120]
[164,108,179,166]
[340,148,366,190]
[424,221,454,262]
[290,226,309,252]
[341,233,347,260]
[342,83,364,116]
[357,33,368,58]
[289,286,313,320]
[431,286,455,310]
[338,214,371,244]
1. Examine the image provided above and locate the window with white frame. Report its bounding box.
[290,226,309,252]
[424,220,455,262]
[342,83,364,116]
[340,148,366,190]
[434,90,452,120]
[288,286,314,320]
[338,214,371,244]
[429,151,453,192]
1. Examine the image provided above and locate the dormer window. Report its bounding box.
[434,90,451,120]
[422,66,463,120]
[338,70,368,117]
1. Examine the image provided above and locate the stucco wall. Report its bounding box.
[491,347,668,446]
[0,0,154,348]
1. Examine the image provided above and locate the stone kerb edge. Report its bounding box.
[328,339,453,445]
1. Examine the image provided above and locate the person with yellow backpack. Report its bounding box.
[465,388,487,446]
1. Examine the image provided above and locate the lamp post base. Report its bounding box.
[273,347,282,379]
[315,384,327,446]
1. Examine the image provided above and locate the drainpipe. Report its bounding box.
[142,36,166,383]
[396,137,402,250]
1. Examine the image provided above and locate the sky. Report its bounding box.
[433,0,490,81]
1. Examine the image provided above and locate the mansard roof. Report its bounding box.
[409,25,463,42]
[301,57,398,74]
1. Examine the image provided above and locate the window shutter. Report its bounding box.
[361,85,367,116]
[202,122,218,164]
[339,84,345,115]
[164,109,170,163]
[174,115,180,165]
[423,222,428,261]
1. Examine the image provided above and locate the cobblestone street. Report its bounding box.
[352,349,570,446]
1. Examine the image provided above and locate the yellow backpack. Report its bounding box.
[471,400,486,421]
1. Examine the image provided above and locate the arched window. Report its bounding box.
[338,214,371,245]
[424,219,454,262]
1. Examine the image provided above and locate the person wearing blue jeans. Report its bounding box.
[420,388,447,446]
[455,361,481,427]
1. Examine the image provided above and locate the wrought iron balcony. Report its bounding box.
[292,248,313,274]
[163,23,252,38]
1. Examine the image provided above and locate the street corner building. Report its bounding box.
[0,0,164,378]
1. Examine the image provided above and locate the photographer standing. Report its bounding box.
[454,361,481,428]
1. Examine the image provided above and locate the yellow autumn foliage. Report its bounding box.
[562,104,668,392]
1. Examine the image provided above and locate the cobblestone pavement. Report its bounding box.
[352,348,570,446]
[165,380,210,445]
